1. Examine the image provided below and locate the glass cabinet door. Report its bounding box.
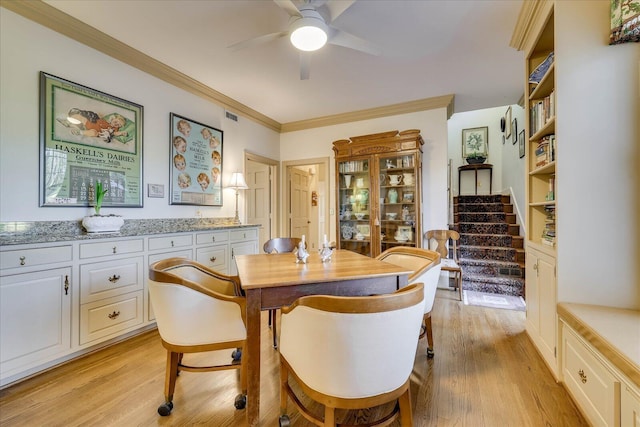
[379,154,417,253]
[338,159,371,256]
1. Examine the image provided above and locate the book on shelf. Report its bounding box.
[529,52,554,85]
[529,91,555,135]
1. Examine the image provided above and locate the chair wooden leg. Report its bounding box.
[398,386,413,427]
[424,313,434,358]
[165,351,180,403]
[279,356,289,415]
[457,272,463,301]
[323,405,336,426]
[272,309,278,349]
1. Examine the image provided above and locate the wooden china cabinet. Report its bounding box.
[333,129,423,258]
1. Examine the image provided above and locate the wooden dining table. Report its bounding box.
[234,249,412,426]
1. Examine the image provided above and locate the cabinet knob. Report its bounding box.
[171,240,174,247]
[112,246,117,254]
[210,256,217,262]
[108,274,121,283]
[212,236,216,242]
[578,369,587,384]
[64,275,69,295]
[108,311,120,320]
[19,256,26,266]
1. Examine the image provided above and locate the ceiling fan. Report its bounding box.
[228,0,380,80]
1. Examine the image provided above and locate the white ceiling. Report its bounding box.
[44,0,524,125]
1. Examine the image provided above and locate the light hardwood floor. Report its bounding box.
[0,289,587,426]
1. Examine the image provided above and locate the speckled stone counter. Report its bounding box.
[557,302,640,388]
[0,218,259,246]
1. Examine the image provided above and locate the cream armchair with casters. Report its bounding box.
[148,258,247,417]
[376,247,441,358]
[278,283,424,427]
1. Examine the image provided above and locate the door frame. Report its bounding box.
[244,150,279,239]
[283,157,331,245]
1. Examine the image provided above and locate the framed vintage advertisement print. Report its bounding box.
[169,113,223,206]
[39,72,143,207]
[462,126,489,158]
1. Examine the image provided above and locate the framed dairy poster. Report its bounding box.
[39,72,143,207]
[169,113,223,206]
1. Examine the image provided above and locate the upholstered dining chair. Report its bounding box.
[263,237,303,349]
[376,247,441,358]
[425,229,463,301]
[148,258,247,416]
[278,283,425,427]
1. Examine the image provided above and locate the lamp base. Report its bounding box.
[233,191,242,225]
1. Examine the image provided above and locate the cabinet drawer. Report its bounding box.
[148,249,193,266]
[0,245,72,270]
[148,234,193,251]
[196,230,229,245]
[80,257,143,303]
[196,245,228,272]
[80,291,143,344]
[230,228,257,242]
[79,239,144,259]
[562,324,620,427]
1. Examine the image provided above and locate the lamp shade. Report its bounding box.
[227,172,248,190]
[289,10,328,52]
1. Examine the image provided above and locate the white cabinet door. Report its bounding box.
[525,247,557,375]
[622,384,640,427]
[0,268,71,383]
[229,240,258,276]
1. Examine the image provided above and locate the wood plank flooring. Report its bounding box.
[0,289,587,426]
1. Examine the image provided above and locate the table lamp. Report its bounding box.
[227,172,249,224]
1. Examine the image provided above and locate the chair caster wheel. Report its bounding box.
[157,401,173,416]
[234,393,247,410]
[232,348,242,363]
[427,348,434,359]
[279,415,291,427]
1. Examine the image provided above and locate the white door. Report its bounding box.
[246,159,271,250]
[290,167,310,239]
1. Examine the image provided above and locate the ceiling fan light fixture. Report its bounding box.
[289,10,328,52]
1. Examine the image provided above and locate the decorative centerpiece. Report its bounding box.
[82,181,124,233]
[319,234,333,262]
[294,235,310,264]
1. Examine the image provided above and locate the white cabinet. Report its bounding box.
[622,384,640,427]
[561,323,620,427]
[0,225,258,387]
[0,267,72,381]
[525,246,557,375]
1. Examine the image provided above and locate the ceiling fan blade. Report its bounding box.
[325,0,356,23]
[274,0,302,18]
[328,27,381,56]
[300,51,311,80]
[228,31,288,52]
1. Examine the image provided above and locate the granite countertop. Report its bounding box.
[557,302,640,389]
[0,218,260,246]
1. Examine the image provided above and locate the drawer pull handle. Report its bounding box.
[212,236,216,242]
[19,256,26,266]
[108,275,121,283]
[112,247,117,254]
[64,275,69,295]
[171,240,174,247]
[108,311,120,319]
[210,256,217,262]
[578,369,587,384]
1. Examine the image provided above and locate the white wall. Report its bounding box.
[448,105,526,229]
[0,9,281,222]
[279,109,450,245]
[555,1,639,308]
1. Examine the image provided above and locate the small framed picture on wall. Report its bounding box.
[519,130,526,158]
[512,118,518,145]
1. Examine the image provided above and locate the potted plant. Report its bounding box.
[465,153,487,165]
[82,181,124,233]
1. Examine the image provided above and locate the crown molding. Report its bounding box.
[280,94,455,133]
[1,0,282,133]
[3,0,455,135]
[510,0,554,53]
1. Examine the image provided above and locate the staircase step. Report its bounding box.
[461,233,516,248]
[460,245,517,262]
[458,212,509,223]
[456,194,504,204]
[458,258,523,278]
[462,274,525,297]
[456,202,504,213]
[458,222,509,234]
